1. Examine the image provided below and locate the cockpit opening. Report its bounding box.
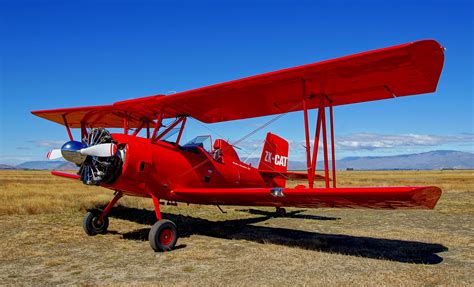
[182,135,225,162]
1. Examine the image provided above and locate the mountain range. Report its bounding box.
[10,161,78,171]
[246,150,474,170]
[1,150,473,171]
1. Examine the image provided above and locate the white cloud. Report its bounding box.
[234,133,474,162]
[234,139,265,161]
[334,133,474,151]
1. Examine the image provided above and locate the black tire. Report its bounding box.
[275,207,287,217]
[149,220,178,252]
[83,210,109,236]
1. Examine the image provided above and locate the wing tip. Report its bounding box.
[413,186,442,209]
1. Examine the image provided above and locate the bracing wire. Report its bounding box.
[168,101,303,183]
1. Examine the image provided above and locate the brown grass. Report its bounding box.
[0,170,473,286]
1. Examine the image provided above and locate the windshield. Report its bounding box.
[184,135,212,152]
[185,135,210,145]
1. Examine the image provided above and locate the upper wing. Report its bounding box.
[32,40,444,127]
[170,186,442,209]
[32,104,129,128]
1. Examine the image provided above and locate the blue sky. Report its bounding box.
[1,0,473,165]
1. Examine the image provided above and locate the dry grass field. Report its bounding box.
[0,170,473,286]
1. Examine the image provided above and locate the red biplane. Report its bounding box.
[32,40,444,252]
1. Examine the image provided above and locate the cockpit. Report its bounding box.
[182,135,238,163]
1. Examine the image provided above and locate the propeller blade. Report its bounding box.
[80,143,117,157]
[46,149,63,160]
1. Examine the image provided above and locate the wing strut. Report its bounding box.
[80,122,87,140]
[123,114,128,135]
[146,121,151,139]
[303,95,337,188]
[302,80,313,185]
[321,102,330,188]
[175,117,187,145]
[62,115,73,141]
[329,105,337,187]
[151,113,164,140]
[132,121,146,136]
[153,116,186,143]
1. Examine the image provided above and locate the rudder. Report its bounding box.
[259,132,289,186]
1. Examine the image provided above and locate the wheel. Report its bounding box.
[275,207,287,217]
[83,210,109,235]
[149,219,178,252]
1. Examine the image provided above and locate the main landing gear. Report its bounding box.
[149,219,178,251]
[82,191,178,252]
[148,194,178,252]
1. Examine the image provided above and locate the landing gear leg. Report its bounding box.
[148,194,178,252]
[275,207,287,217]
[83,191,123,235]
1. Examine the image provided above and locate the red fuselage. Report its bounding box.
[105,134,273,200]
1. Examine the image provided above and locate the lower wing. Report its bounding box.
[51,171,80,180]
[170,186,442,209]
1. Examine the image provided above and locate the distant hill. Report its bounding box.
[14,161,78,170]
[335,150,474,170]
[244,150,474,170]
[55,162,79,170]
[0,164,17,170]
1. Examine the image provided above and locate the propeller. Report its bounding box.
[80,143,117,157]
[45,128,123,185]
[46,142,117,163]
[46,149,63,160]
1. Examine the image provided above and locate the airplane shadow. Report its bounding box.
[237,208,341,220]
[105,205,448,265]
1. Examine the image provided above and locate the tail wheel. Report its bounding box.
[275,207,287,217]
[149,220,178,252]
[83,210,109,235]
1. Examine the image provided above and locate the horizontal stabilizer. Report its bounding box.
[259,170,325,181]
[170,186,442,209]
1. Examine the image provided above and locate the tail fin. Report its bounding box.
[259,132,289,187]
